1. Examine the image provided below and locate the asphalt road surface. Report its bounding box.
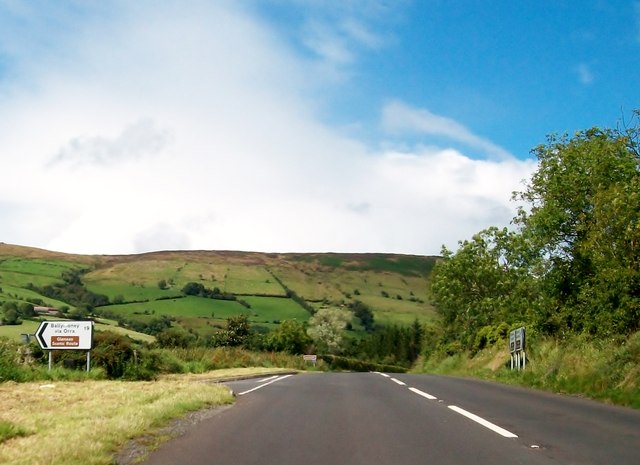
[141,372,640,465]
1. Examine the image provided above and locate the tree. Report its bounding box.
[1,302,21,325]
[18,303,35,318]
[513,127,640,335]
[307,307,351,354]
[211,315,252,347]
[156,327,196,348]
[2,308,20,325]
[182,282,205,296]
[428,117,640,350]
[267,320,312,354]
[350,300,375,332]
[430,227,537,348]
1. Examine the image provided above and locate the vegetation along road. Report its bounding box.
[141,372,640,465]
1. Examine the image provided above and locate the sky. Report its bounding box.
[0,0,638,256]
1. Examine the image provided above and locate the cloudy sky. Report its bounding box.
[1,1,638,256]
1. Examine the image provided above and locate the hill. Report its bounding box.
[0,243,439,340]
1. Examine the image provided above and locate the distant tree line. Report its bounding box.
[28,269,109,313]
[181,282,251,308]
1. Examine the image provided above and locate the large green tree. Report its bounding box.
[514,127,640,335]
[430,227,538,348]
[431,118,640,348]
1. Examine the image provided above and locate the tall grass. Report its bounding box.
[415,331,640,408]
[0,379,234,465]
[159,346,324,373]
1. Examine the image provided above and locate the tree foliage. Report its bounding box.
[266,319,312,354]
[307,307,351,354]
[210,315,252,347]
[431,120,640,350]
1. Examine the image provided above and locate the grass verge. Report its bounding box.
[415,331,640,409]
[0,377,234,465]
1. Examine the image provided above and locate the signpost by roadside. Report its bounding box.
[508,327,526,371]
[35,321,94,372]
[303,354,317,366]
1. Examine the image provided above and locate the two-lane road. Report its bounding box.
[140,373,640,465]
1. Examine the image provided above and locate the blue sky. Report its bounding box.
[0,1,638,255]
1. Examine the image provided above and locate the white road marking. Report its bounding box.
[408,387,437,400]
[391,378,407,386]
[238,375,293,396]
[373,372,391,378]
[448,405,518,438]
[257,375,279,383]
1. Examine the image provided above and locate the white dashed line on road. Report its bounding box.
[448,405,518,438]
[374,372,518,439]
[408,387,437,400]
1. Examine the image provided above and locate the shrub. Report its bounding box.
[91,331,135,378]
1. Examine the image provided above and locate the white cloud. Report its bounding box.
[49,119,171,167]
[576,63,594,85]
[0,1,536,256]
[381,101,514,160]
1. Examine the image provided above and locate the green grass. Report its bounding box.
[223,265,286,295]
[104,296,246,319]
[0,284,72,309]
[85,263,285,299]
[0,270,62,288]
[0,319,155,343]
[271,266,343,301]
[415,332,640,409]
[289,253,437,276]
[85,281,180,301]
[0,420,29,444]
[242,296,311,323]
[0,258,80,278]
[101,295,310,328]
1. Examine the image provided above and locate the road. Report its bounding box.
[140,372,640,465]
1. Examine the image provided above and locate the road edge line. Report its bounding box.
[238,374,293,396]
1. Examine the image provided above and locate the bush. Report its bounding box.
[320,355,406,373]
[0,338,25,382]
[91,331,135,378]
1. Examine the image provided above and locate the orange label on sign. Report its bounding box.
[52,336,80,347]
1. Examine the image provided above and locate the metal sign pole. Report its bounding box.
[48,351,53,371]
[86,351,91,372]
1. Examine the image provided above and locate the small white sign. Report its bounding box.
[36,321,93,350]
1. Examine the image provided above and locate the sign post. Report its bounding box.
[508,327,526,371]
[303,354,317,366]
[35,321,94,372]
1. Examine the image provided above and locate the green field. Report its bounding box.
[0,244,439,339]
[0,318,155,343]
[101,295,309,325]
[241,296,311,323]
[85,262,286,300]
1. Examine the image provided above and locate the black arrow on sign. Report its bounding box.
[37,322,49,349]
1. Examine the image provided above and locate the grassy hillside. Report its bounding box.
[0,243,439,341]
